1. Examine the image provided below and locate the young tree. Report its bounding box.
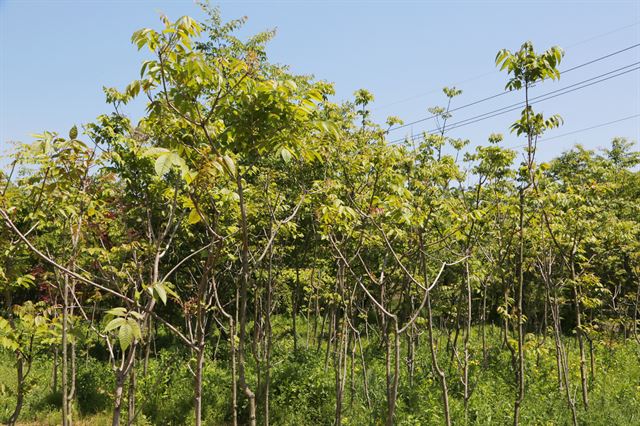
[496,41,563,426]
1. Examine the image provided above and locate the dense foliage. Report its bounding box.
[1,6,639,426]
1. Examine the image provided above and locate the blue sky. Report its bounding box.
[1,0,639,162]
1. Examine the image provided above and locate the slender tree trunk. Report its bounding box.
[324,307,335,371]
[69,340,76,418]
[549,286,564,393]
[313,282,321,349]
[554,301,578,426]
[502,284,511,350]
[264,244,274,426]
[384,319,391,425]
[349,331,356,409]
[542,265,578,426]
[407,327,416,386]
[7,354,25,426]
[194,344,204,426]
[127,360,136,426]
[143,317,153,376]
[449,292,463,364]
[292,266,299,352]
[112,345,136,426]
[236,173,257,426]
[334,316,347,426]
[419,235,451,426]
[112,371,126,426]
[52,346,59,393]
[62,274,71,426]
[386,322,400,426]
[306,266,316,350]
[588,336,595,381]
[481,282,488,364]
[633,272,640,345]
[356,331,372,412]
[427,291,451,426]
[230,319,238,426]
[513,189,526,426]
[318,309,327,354]
[333,263,348,426]
[463,258,472,421]
[194,248,216,426]
[572,274,589,409]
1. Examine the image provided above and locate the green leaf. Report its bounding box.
[221,155,236,177]
[106,307,127,317]
[69,125,78,140]
[0,336,19,352]
[164,284,180,302]
[155,153,173,176]
[280,147,292,163]
[154,282,168,305]
[118,323,133,351]
[127,318,142,340]
[129,311,144,321]
[143,147,170,157]
[155,152,186,177]
[188,209,202,225]
[16,274,36,288]
[104,317,126,333]
[0,317,13,333]
[182,169,198,185]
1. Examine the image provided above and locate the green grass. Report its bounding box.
[1,322,639,425]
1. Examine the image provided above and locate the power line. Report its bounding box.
[387,43,640,133]
[388,64,640,145]
[512,114,640,148]
[375,21,640,112]
[372,70,496,112]
[390,64,640,144]
[441,62,639,131]
[438,64,639,134]
[561,43,640,73]
[565,21,640,48]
